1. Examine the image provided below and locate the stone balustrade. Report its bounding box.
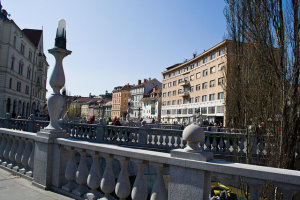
[0,129,36,179]
[0,127,300,199]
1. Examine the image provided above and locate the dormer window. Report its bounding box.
[20,43,25,55]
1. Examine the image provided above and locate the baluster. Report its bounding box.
[62,147,77,192]
[205,133,211,150]
[176,136,181,148]
[128,131,133,143]
[85,151,102,200]
[73,149,89,197]
[20,139,30,174]
[71,125,76,138]
[131,160,147,200]
[109,129,114,142]
[212,135,217,152]
[239,135,245,155]
[8,136,18,168]
[88,127,92,140]
[245,178,264,200]
[26,141,34,177]
[134,132,138,143]
[225,135,231,153]
[154,134,158,146]
[84,126,88,139]
[13,137,24,171]
[164,134,170,149]
[148,134,153,146]
[218,135,224,152]
[159,135,164,147]
[124,129,129,142]
[100,154,115,198]
[0,134,6,164]
[2,136,11,166]
[170,135,175,149]
[150,163,167,200]
[182,139,187,148]
[232,135,238,154]
[119,129,123,142]
[115,156,131,200]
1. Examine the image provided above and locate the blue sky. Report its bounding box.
[3,0,227,97]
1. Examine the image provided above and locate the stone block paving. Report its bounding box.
[0,168,73,200]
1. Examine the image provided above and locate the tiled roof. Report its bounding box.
[22,29,42,47]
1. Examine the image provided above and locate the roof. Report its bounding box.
[166,63,182,70]
[22,29,42,47]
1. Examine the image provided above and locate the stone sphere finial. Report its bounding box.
[182,123,205,152]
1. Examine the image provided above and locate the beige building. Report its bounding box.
[111,84,132,119]
[161,40,228,125]
[0,11,48,118]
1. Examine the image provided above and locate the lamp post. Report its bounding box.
[41,19,71,136]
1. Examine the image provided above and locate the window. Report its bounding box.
[203,57,208,63]
[218,77,225,85]
[190,86,194,92]
[168,82,172,87]
[190,75,194,81]
[209,93,215,101]
[195,96,200,102]
[202,95,207,102]
[9,78,12,89]
[168,74,171,78]
[178,79,183,84]
[18,61,23,75]
[167,101,171,105]
[184,87,189,92]
[172,100,176,105]
[203,69,208,77]
[11,57,15,70]
[168,91,171,96]
[190,64,194,70]
[183,98,189,104]
[13,36,16,47]
[196,84,201,91]
[174,71,177,76]
[178,89,182,94]
[163,93,166,97]
[210,66,215,74]
[201,107,207,114]
[211,52,216,60]
[162,101,166,106]
[202,82,207,89]
[25,85,29,94]
[184,77,189,82]
[218,63,225,71]
[177,109,181,114]
[197,60,201,66]
[173,81,177,86]
[173,90,176,96]
[219,48,225,56]
[29,50,32,61]
[184,67,188,72]
[179,69,183,74]
[208,107,215,114]
[164,75,166,80]
[190,98,194,103]
[217,106,224,113]
[178,99,182,105]
[17,82,21,92]
[20,44,25,55]
[210,80,215,87]
[218,92,224,99]
[196,72,201,79]
[163,84,166,88]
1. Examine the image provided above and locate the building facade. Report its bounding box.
[129,78,161,121]
[111,84,131,119]
[161,40,227,125]
[0,9,48,118]
[141,87,162,121]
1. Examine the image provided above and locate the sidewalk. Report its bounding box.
[0,168,73,200]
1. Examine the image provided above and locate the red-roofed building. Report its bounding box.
[111,84,132,119]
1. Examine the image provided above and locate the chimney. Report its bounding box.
[138,80,141,85]
[193,52,197,58]
[148,77,151,81]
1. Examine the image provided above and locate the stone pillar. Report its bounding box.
[138,121,148,145]
[169,123,213,200]
[32,19,71,189]
[96,119,105,143]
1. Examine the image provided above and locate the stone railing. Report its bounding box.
[1,127,300,200]
[0,129,35,179]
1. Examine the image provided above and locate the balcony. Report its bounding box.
[179,80,190,86]
[178,91,189,97]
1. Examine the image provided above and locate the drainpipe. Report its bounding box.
[29,49,37,115]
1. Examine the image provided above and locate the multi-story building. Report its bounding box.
[111,84,132,119]
[0,7,48,118]
[161,40,227,125]
[141,87,162,121]
[129,78,161,120]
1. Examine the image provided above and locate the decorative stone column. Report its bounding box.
[169,123,213,200]
[33,19,72,189]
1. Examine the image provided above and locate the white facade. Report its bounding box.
[0,17,48,117]
[142,98,161,121]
